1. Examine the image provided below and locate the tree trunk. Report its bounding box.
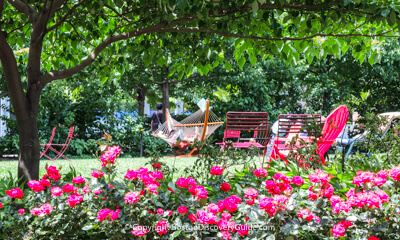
[136,87,147,117]
[16,86,42,184]
[160,81,170,122]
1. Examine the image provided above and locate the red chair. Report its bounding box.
[216,130,241,150]
[317,105,349,165]
[270,114,321,163]
[270,106,349,167]
[40,126,74,161]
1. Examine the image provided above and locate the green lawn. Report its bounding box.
[0,156,199,181]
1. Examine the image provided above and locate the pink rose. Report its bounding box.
[131,225,149,236]
[207,203,220,214]
[155,220,168,236]
[66,194,83,207]
[97,208,120,222]
[71,176,86,184]
[5,188,25,199]
[237,224,250,236]
[178,206,188,214]
[28,180,46,192]
[210,166,224,175]
[157,208,164,215]
[51,186,63,197]
[244,188,258,199]
[124,191,141,204]
[100,145,121,167]
[253,168,268,177]
[91,170,104,178]
[62,184,75,193]
[45,165,61,181]
[292,176,304,186]
[151,171,163,179]
[332,223,346,237]
[18,208,25,215]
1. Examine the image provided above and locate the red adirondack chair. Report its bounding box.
[40,126,74,161]
[270,114,321,163]
[270,106,349,167]
[317,105,349,165]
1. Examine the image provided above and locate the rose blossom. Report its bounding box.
[100,145,121,167]
[91,170,104,178]
[207,203,220,214]
[237,224,250,236]
[157,208,164,215]
[151,162,161,169]
[292,176,304,186]
[97,208,121,222]
[18,209,25,215]
[155,220,168,235]
[368,237,380,240]
[178,206,188,214]
[51,186,63,197]
[244,188,258,199]
[220,183,231,192]
[253,168,268,177]
[332,223,346,237]
[151,171,163,179]
[124,191,141,204]
[62,184,75,193]
[131,225,149,236]
[188,213,197,223]
[71,176,86,184]
[210,166,224,175]
[27,180,46,192]
[66,194,83,207]
[5,188,25,199]
[45,165,61,181]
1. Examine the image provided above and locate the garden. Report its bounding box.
[2,0,400,240]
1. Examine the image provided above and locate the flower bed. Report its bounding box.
[1,145,400,239]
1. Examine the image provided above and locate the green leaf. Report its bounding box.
[177,0,187,10]
[170,230,181,239]
[390,11,397,24]
[225,61,232,71]
[381,9,391,17]
[248,51,257,66]
[237,56,246,69]
[251,1,259,13]
[82,225,93,231]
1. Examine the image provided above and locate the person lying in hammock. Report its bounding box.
[172,138,191,154]
[168,129,191,154]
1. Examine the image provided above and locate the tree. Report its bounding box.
[0,0,399,183]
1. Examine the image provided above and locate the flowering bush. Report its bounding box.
[1,144,400,239]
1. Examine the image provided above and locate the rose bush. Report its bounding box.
[1,142,400,239]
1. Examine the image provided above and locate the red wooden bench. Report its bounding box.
[219,112,269,151]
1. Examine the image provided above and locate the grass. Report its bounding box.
[0,156,200,181]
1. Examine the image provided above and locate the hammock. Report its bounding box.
[153,100,223,156]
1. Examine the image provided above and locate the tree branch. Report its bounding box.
[7,21,28,35]
[48,0,67,16]
[0,0,27,116]
[47,0,88,32]
[0,92,9,98]
[39,21,171,85]
[7,0,38,22]
[68,21,92,45]
[160,27,400,41]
